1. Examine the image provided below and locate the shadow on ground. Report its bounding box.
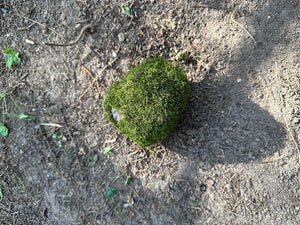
[162,0,294,164]
[163,77,286,164]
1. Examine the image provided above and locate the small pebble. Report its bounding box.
[237,78,242,83]
[25,39,35,45]
[112,51,117,58]
[200,183,207,192]
[118,33,125,42]
[152,203,157,211]
[78,147,85,155]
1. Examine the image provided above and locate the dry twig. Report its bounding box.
[40,123,63,128]
[44,23,94,46]
[0,166,8,177]
[79,57,118,100]
[231,9,257,45]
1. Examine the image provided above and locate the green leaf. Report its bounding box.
[52,131,62,139]
[125,176,131,185]
[0,188,3,202]
[151,147,157,154]
[0,123,8,136]
[104,146,113,155]
[198,201,203,206]
[125,6,131,16]
[18,113,36,120]
[5,48,21,68]
[57,141,62,148]
[106,187,118,198]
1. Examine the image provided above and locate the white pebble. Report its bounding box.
[25,39,35,45]
[118,33,125,42]
[111,108,124,121]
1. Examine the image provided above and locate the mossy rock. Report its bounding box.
[104,56,190,147]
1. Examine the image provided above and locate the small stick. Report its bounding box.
[275,62,300,163]
[79,57,118,100]
[17,22,36,32]
[80,65,94,78]
[44,23,94,47]
[40,123,63,128]
[193,4,209,8]
[80,65,101,92]
[0,166,8,177]
[1,73,29,96]
[231,9,257,45]
[121,0,135,7]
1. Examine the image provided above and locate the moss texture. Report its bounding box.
[104,56,190,147]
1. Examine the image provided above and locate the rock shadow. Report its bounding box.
[161,0,296,165]
[162,77,286,164]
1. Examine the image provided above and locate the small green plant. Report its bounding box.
[112,174,132,185]
[0,90,36,136]
[104,146,113,155]
[125,6,131,16]
[104,56,190,147]
[179,52,188,64]
[52,130,63,147]
[4,48,21,68]
[125,176,131,185]
[18,114,36,120]
[151,147,157,155]
[0,123,8,136]
[106,187,118,198]
[0,187,3,202]
[52,131,63,139]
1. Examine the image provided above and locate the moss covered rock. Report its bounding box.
[104,56,190,147]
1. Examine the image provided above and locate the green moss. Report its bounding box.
[104,56,190,147]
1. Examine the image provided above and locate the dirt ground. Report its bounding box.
[0,0,299,224]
